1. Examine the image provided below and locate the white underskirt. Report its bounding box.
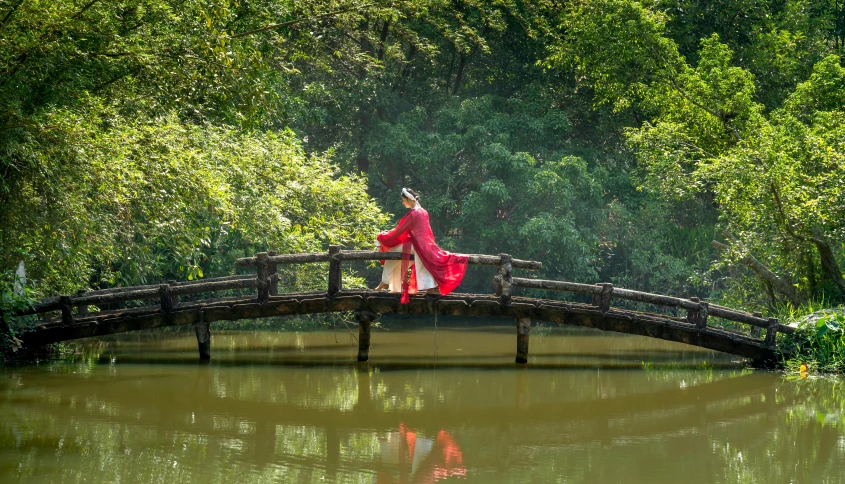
[380,244,437,291]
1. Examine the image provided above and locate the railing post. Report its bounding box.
[268,250,279,296]
[166,280,179,308]
[765,318,779,347]
[687,297,709,329]
[195,312,211,361]
[159,284,174,313]
[355,311,376,362]
[328,245,342,296]
[515,317,530,364]
[591,283,613,312]
[59,296,73,326]
[496,253,513,303]
[256,252,270,302]
[75,290,89,317]
[751,312,763,338]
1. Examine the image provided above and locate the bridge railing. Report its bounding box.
[6,245,790,348]
[506,276,794,345]
[4,246,541,327]
[233,248,542,300]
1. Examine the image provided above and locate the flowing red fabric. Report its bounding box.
[377,207,468,304]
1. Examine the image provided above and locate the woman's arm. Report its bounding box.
[377,211,415,247]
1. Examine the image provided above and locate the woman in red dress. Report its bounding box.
[375,188,468,304]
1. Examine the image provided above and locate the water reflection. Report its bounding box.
[377,424,465,483]
[0,328,843,483]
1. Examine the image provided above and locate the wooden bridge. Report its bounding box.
[5,246,794,365]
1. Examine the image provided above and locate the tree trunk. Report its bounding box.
[711,240,804,306]
[452,52,467,95]
[812,237,845,298]
[377,21,389,61]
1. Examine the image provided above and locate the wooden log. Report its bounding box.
[686,297,709,329]
[159,285,175,313]
[256,252,270,303]
[515,317,530,364]
[342,251,418,263]
[764,318,778,347]
[268,250,279,296]
[591,283,613,313]
[328,245,342,296]
[470,255,542,270]
[611,288,701,310]
[708,305,770,328]
[27,276,249,315]
[337,250,542,269]
[169,277,258,296]
[511,277,602,295]
[10,297,61,317]
[172,274,253,286]
[59,296,73,326]
[71,287,159,306]
[496,254,513,302]
[355,311,376,362]
[72,285,158,297]
[195,315,211,361]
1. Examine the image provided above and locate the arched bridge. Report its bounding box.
[5,247,794,364]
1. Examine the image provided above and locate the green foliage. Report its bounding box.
[364,88,607,287]
[0,98,386,294]
[553,0,845,309]
[780,307,845,374]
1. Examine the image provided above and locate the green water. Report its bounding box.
[1,325,843,483]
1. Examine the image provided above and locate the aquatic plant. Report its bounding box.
[779,307,845,374]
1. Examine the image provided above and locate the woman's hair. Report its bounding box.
[401,188,421,201]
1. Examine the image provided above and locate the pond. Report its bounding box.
[1,322,843,483]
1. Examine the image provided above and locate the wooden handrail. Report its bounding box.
[509,277,602,295]
[236,250,543,270]
[509,276,791,336]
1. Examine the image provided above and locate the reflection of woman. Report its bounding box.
[375,188,468,304]
[377,423,466,483]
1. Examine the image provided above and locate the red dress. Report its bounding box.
[377,207,468,304]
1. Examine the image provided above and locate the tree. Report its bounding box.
[553,0,845,306]
[0,99,386,294]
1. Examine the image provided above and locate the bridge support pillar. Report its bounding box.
[355,311,376,362]
[195,315,211,361]
[515,317,530,364]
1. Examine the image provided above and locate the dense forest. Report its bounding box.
[2,0,844,331]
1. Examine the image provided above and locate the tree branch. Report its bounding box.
[770,181,812,243]
[712,237,804,306]
[229,3,376,39]
[0,0,103,85]
[0,0,24,33]
[71,0,101,20]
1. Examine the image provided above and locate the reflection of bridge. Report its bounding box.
[8,247,794,363]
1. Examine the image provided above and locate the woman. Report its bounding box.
[375,188,468,304]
